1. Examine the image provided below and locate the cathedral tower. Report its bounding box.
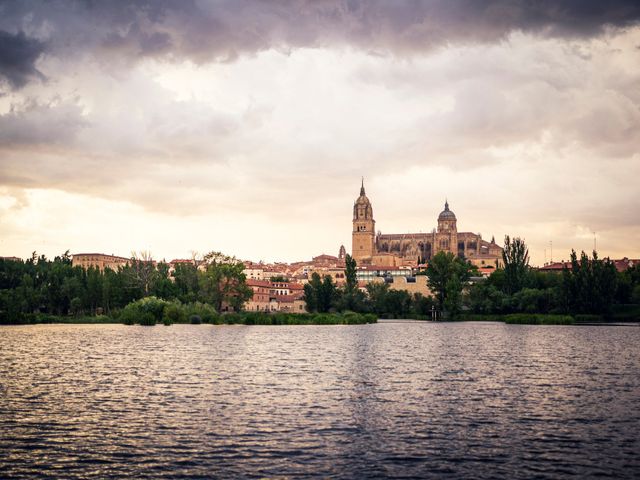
[352,179,375,263]
[435,200,458,256]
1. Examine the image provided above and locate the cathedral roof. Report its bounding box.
[438,200,456,221]
[354,178,371,205]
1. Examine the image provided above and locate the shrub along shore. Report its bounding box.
[4,297,378,326]
[6,309,638,326]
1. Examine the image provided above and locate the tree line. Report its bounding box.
[466,238,639,318]
[0,251,252,323]
[2,240,638,324]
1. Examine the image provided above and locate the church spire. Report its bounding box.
[444,198,449,211]
[360,177,365,196]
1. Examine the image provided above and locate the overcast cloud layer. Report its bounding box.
[0,0,639,264]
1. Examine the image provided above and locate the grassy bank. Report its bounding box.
[458,313,574,324]
[1,310,378,326]
[502,314,575,325]
[1,313,119,325]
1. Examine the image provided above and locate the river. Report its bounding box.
[1,322,639,478]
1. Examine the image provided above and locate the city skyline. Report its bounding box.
[1,1,639,265]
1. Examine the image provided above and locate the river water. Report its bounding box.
[1,322,639,479]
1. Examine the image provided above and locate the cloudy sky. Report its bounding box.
[1,1,639,265]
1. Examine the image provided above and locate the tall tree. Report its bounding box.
[337,254,366,312]
[344,254,357,293]
[303,273,321,312]
[502,235,530,295]
[561,250,618,314]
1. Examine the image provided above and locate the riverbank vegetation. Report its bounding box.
[463,244,639,322]
[1,242,638,325]
[0,251,253,324]
[6,296,376,326]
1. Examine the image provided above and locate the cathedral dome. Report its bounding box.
[438,200,456,220]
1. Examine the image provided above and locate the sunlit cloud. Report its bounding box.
[0,1,639,265]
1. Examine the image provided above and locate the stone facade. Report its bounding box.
[72,253,129,271]
[352,182,503,268]
[245,278,306,312]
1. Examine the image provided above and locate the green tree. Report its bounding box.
[318,275,337,313]
[336,254,366,312]
[303,273,337,313]
[561,250,618,314]
[502,235,530,295]
[303,272,321,312]
[344,254,357,293]
[425,251,474,317]
[365,282,390,314]
[172,262,199,303]
[198,254,252,312]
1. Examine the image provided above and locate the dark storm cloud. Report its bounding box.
[0,30,45,89]
[2,0,640,78]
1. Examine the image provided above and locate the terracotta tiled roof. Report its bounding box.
[357,265,411,271]
[247,279,271,287]
[272,295,296,303]
[538,262,570,271]
[73,253,130,262]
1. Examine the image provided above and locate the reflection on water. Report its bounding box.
[1,323,639,478]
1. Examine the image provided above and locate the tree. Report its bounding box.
[303,272,337,313]
[344,254,357,293]
[124,251,157,297]
[198,253,252,312]
[173,262,199,303]
[365,282,390,314]
[336,254,366,312]
[502,235,530,295]
[467,281,509,314]
[561,250,617,314]
[425,251,474,317]
[318,275,337,313]
[303,273,321,312]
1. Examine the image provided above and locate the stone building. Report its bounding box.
[72,253,130,271]
[245,278,306,312]
[351,181,503,268]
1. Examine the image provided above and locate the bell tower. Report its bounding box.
[435,200,458,256]
[352,178,375,263]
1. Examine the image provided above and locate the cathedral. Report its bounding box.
[352,181,503,269]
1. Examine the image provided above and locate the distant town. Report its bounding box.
[2,183,637,317]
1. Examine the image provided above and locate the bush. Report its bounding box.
[120,297,168,325]
[457,313,503,322]
[364,313,378,324]
[119,306,137,325]
[163,302,186,325]
[137,296,168,322]
[186,302,219,323]
[138,312,156,326]
[190,314,202,324]
[573,314,604,323]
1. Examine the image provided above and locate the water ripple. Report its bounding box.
[1,323,639,478]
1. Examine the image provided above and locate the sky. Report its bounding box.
[0,0,639,266]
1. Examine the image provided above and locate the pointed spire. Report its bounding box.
[444,198,449,211]
[360,177,365,196]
